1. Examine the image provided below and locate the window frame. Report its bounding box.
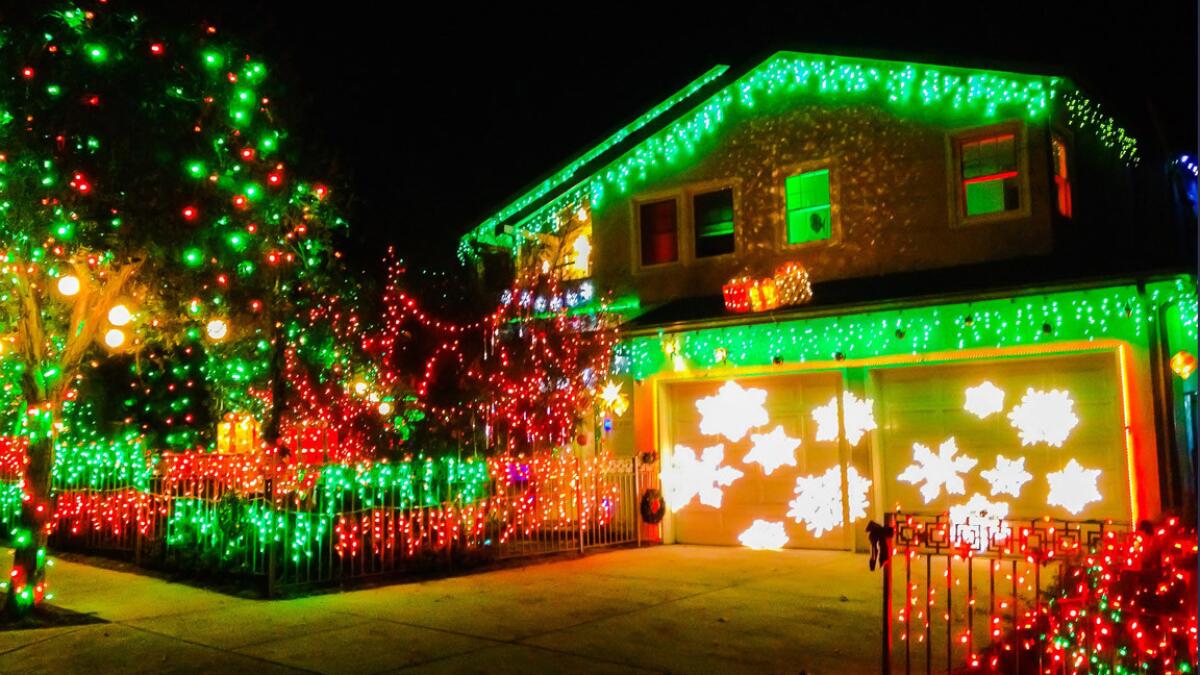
[780,158,840,249]
[631,192,684,272]
[946,121,1032,227]
[1050,128,1074,219]
[686,179,741,263]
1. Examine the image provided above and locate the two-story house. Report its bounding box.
[459,52,1197,552]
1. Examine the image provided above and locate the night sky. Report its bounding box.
[173,1,1196,273]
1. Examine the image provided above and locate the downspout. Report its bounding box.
[1141,282,1190,519]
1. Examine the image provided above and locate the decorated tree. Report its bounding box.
[380,230,618,455]
[0,3,373,616]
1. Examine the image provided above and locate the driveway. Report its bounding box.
[0,545,882,674]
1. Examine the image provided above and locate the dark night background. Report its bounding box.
[156,1,1196,274]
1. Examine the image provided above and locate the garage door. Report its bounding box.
[662,372,856,550]
[875,350,1130,522]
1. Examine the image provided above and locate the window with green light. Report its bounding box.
[785,169,831,244]
[959,132,1020,218]
[692,188,735,258]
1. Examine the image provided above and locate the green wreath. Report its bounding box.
[640,488,666,525]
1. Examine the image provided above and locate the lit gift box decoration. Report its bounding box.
[283,425,339,465]
[773,262,813,306]
[723,262,813,313]
[749,277,778,312]
[216,413,259,454]
[722,276,753,313]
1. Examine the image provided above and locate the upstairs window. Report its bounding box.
[639,198,678,266]
[959,132,1020,217]
[692,188,735,258]
[785,169,831,244]
[560,226,592,280]
[1052,135,1072,218]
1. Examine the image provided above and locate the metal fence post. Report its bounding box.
[265,474,276,599]
[633,457,641,548]
[576,455,585,553]
[882,513,893,675]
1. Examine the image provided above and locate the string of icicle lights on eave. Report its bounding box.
[613,279,1196,380]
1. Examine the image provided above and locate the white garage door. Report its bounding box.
[875,350,1130,522]
[663,372,854,550]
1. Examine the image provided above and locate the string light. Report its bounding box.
[462,53,1139,260]
[107,304,132,327]
[56,275,80,297]
[205,318,228,341]
[103,328,126,349]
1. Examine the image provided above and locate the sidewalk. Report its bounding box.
[0,546,881,674]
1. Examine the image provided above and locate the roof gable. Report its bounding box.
[460,50,1138,260]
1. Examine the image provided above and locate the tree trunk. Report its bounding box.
[4,423,53,619]
[261,325,287,450]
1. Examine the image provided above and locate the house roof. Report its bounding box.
[458,50,1139,260]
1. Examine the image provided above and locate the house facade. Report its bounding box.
[460,52,1197,552]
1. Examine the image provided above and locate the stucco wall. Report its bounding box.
[590,99,1054,307]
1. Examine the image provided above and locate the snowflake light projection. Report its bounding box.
[661,444,745,511]
[948,494,1012,552]
[696,381,769,442]
[1008,388,1079,447]
[786,465,872,537]
[980,454,1033,497]
[964,381,1006,419]
[897,437,978,503]
[738,520,789,550]
[743,425,801,475]
[1046,459,1102,515]
[812,392,877,445]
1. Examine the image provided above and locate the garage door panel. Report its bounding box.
[665,373,849,550]
[877,351,1130,522]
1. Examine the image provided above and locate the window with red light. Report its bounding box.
[639,198,678,266]
[959,132,1020,218]
[1052,135,1072,218]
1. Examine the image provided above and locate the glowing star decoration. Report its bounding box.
[598,380,628,417]
[948,494,1012,551]
[897,438,978,503]
[695,381,768,442]
[1008,388,1079,447]
[1046,459,1102,515]
[661,444,744,511]
[786,465,872,537]
[743,425,801,475]
[812,393,877,446]
[980,454,1033,497]
[738,520,789,550]
[964,381,1005,419]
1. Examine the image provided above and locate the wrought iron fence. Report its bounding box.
[487,454,649,559]
[880,512,1132,674]
[9,452,653,595]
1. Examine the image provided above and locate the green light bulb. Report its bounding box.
[182,247,204,268]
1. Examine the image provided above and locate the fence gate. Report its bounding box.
[880,512,1130,674]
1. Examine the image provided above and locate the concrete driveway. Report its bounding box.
[0,545,882,674]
